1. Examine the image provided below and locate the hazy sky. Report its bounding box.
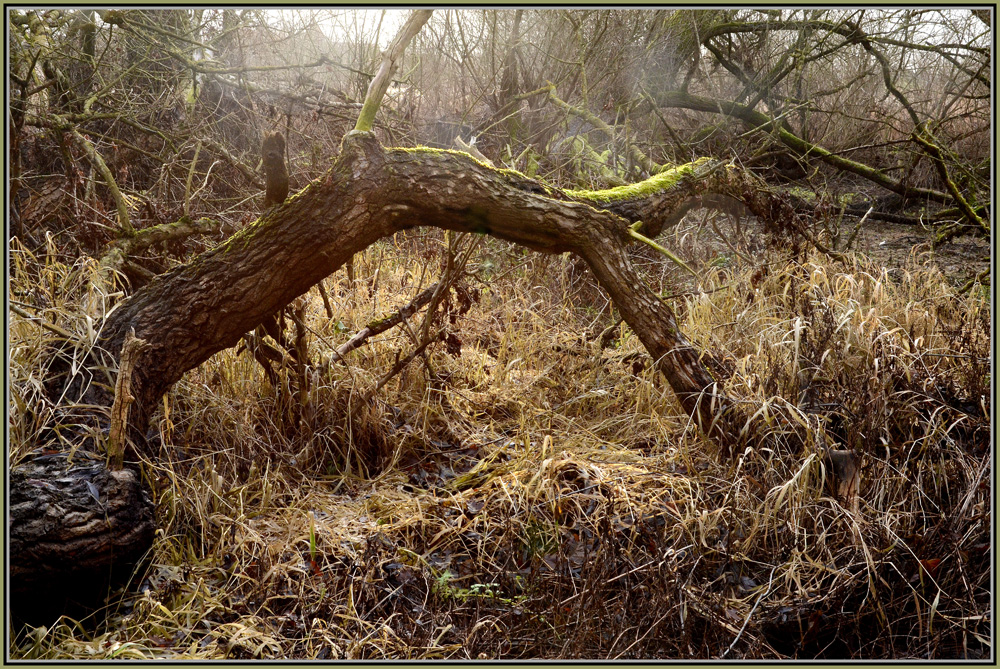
[265,8,411,48]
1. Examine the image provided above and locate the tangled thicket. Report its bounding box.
[10,225,990,658]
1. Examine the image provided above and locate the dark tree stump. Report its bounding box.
[8,449,156,625]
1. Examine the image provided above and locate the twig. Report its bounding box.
[329,280,441,365]
[721,563,779,658]
[627,222,699,279]
[707,212,753,264]
[841,205,874,253]
[957,269,989,295]
[199,136,264,189]
[367,329,444,399]
[9,303,77,340]
[316,280,334,319]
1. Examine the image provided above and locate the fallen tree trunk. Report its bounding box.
[11,131,794,619]
[655,89,951,205]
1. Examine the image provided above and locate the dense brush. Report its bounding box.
[8,226,990,659]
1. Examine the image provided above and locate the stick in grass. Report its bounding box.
[107,328,148,470]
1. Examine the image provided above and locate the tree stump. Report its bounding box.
[8,448,156,625]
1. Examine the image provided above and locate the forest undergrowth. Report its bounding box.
[8,219,992,659]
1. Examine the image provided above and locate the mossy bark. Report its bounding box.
[91,132,730,446]
[354,10,432,133]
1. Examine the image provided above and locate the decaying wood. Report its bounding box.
[107,328,148,470]
[9,449,156,625]
[825,448,860,512]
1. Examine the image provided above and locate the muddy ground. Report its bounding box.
[668,208,991,290]
[850,220,991,286]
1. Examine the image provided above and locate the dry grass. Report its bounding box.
[7,223,991,659]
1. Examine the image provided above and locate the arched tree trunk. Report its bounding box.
[13,131,783,619]
[93,132,742,446]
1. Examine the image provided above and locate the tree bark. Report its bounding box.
[92,132,736,446]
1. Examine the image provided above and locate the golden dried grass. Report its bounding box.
[7,227,991,659]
